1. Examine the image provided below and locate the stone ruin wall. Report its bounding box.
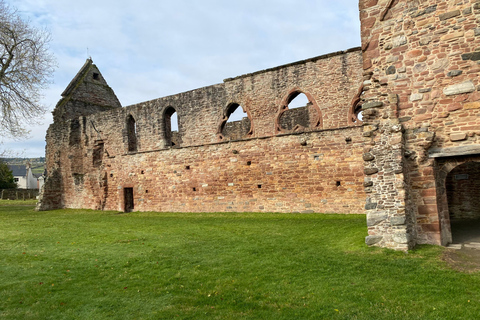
[38,49,367,215]
[360,0,480,249]
[38,0,480,250]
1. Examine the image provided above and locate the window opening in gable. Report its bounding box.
[164,107,180,147]
[126,115,137,152]
[93,72,99,80]
[219,103,251,141]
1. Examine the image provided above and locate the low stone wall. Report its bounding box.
[1,189,39,200]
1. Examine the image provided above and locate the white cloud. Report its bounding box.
[3,0,361,157]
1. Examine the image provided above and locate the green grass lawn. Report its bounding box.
[1,203,479,319]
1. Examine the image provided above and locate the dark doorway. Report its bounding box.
[446,161,480,243]
[124,187,134,213]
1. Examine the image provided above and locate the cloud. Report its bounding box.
[4,0,361,157]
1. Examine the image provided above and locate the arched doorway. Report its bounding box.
[446,161,480,244]
[434,157,480,245]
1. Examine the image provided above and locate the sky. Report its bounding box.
[2,0,361,158]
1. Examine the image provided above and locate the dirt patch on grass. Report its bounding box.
[443,248,480,273]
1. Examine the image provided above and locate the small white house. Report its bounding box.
[8,163,38,189]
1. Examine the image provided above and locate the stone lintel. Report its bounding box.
[428,145,480,158]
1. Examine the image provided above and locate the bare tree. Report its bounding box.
[0,0,55,139]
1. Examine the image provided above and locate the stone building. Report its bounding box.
[38,0,480,251]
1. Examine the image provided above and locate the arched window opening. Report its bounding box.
[288,93,310,109]
[278,91,317,132]
[446,161,480,244]
[126,115,137,152]
[218,103,251,141]
[164,107,180,147]
[352,104,364,124]
[348,85,365,126]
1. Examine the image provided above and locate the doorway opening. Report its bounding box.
[446,161,480,244]
[124,187,134,213]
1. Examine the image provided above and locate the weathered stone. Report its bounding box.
[441,31,464,41]
[386,65,396,75]
[450,133,467,141]
[447,70,463,77]
[429,145,480,158]
[362,101,384,109]
[413,63,427,73]
[393,232,411,244]
[462,7,472,15]
[461,52,480,61]
[407,49,423,58]
[392,35,407,48]
[364,168,379,175]
[365,235,383,245]
[363,153,375,161]
[410,93,423,102]
[390,216,406,226]
[432,58,449,70]
[367,211,387,226]
[419,37,431,45]
[439,10,460,21]
[425,5,437,14]
[443,81,476,96]
[464,101,480,109]
[364,181,373,187]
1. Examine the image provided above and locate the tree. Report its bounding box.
[0,0,55,139]
[0,160,16,188]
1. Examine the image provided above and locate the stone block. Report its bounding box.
[365,235,383,246]
[443,81,475,96]
[392,35,407,47]
[390,216,406,226]
[464,101,480,109]
[439,10,460,21]
[393,232,411,244]
[363,153,375,161]
[447,70,463,77]
[364,168,379,175]
[410,93,423,101]
[450,132,467,141]
[440,31,464,41]
[362,101,384,109]
[461,52,480,61]
[367,211,387,226]
[406,49,423,58]
[386,65,396,75]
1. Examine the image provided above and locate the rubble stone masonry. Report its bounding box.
[38,0,480,250]
[360,0,480,249]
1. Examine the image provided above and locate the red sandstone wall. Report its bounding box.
[39,50,367,215]
[99,128,365,214]
[359,0,480,248]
